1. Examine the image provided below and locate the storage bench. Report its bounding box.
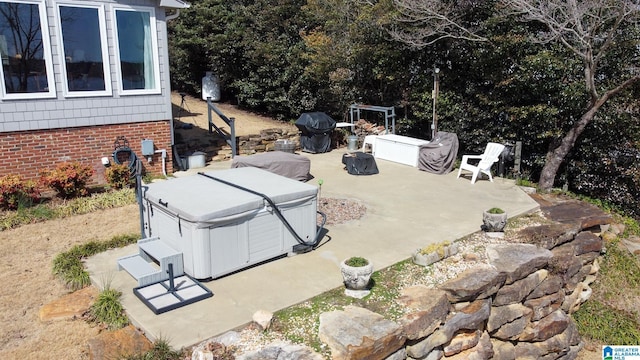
[374,134,430,167]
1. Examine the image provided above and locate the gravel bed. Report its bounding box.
[317,197,367,226]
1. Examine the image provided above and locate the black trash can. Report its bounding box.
[294,112,336,153]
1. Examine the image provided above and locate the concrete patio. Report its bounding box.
[86,149,539,350]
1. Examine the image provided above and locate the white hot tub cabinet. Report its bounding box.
[142,167,318,280]
[374,134,430,167]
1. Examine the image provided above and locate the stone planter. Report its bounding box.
[482,210,507,232]
[340,258,373,290]
[413,242,460,267]
[413,250,442,267]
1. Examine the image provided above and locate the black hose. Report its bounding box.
[197,172,326,252]
[112,147,142,177]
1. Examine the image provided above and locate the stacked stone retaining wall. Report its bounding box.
[316,200,611,360]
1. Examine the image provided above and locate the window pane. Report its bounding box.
[115,9,156,91]
[0,1,51,94]
[60,6,106,92]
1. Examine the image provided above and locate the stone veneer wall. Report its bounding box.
[317,220,608,360]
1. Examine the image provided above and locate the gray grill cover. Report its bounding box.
[143,167,317,224]
[231,151,311,181]
[418,131,459,174]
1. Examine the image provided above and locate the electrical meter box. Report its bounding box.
[141,139,154,156]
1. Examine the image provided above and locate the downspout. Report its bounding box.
[163,3,187,171]
[166,9,181,21]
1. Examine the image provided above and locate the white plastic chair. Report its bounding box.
[457,142,506,184]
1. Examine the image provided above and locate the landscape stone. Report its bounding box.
[236,342,323,360]
[527,274,565,299]
[549,248,582,283]
[397,286,450,340]
[493,269,548,306]
[556,344,585,360]
[318,305,405,360]
[524,291,565,321]
[492,315,530,340]
[572,231,603,255]
[621,235,640,256]
[438,264,506,302]
[406,330,444,358]
[577,251,600,265]
[487,303,532,333]
[562,282,593,314]
[486,243,553,284]
[384,348,407,360]
[39,286,98,321]
[541,200,612,229]
[514,321,580,360]
[442,331,493,360]
[252,309,274,330]
[566,265,593,291]
[517,223,580,249]
[519,310,570,342]
[443,329,481,356]
[491,339,516,360]
[429,299,491,348]
[87,325,152,360]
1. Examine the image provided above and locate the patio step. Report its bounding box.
[117,237,184,287]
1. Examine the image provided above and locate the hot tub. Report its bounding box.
[374,134,430,167]
[142,167,318,279]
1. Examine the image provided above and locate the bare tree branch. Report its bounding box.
[501,0,640,101]
[389,0,489,47]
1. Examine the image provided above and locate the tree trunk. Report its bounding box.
[538,105,599,191]
[538,74,640,191]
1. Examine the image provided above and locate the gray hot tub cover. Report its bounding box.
[418,131,459,174]
[231,151,312,181]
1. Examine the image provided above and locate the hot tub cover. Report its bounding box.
[417,131,459,174]
[231,151,311,181]
[143,167,317,225]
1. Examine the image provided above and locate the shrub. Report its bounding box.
[40,162,94,198]
[105,163,134,190]
[487,207,505,214]
[88,287,129,330]
[52,233,139,290]
[345,256,369,267]
[0,174,41,210]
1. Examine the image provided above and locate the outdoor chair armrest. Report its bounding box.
[461,154,483,162]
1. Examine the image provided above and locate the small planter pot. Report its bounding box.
[413,250,442,267]
[482,210,507,232]
[340,258,373,290]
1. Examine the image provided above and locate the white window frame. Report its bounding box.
[112,5,161,96]
[0,0,56,100]
[55,1,112,98]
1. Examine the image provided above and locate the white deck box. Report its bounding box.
[374,134,430,167]
[142,167,318,280]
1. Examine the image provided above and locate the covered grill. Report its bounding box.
[294,112,336,153]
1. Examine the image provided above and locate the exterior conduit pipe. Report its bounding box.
[155,149,167,177]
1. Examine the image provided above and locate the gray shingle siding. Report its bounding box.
[0,0,173,132]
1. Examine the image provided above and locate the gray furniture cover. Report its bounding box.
[418,131,459,174]
[231,151,312,181]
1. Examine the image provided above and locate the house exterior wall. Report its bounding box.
[0,121,171,185]
[0,0,175,184]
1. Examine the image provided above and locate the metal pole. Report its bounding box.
[432,67,440,140]
[207,97,213,134]
[136,160,145,238]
